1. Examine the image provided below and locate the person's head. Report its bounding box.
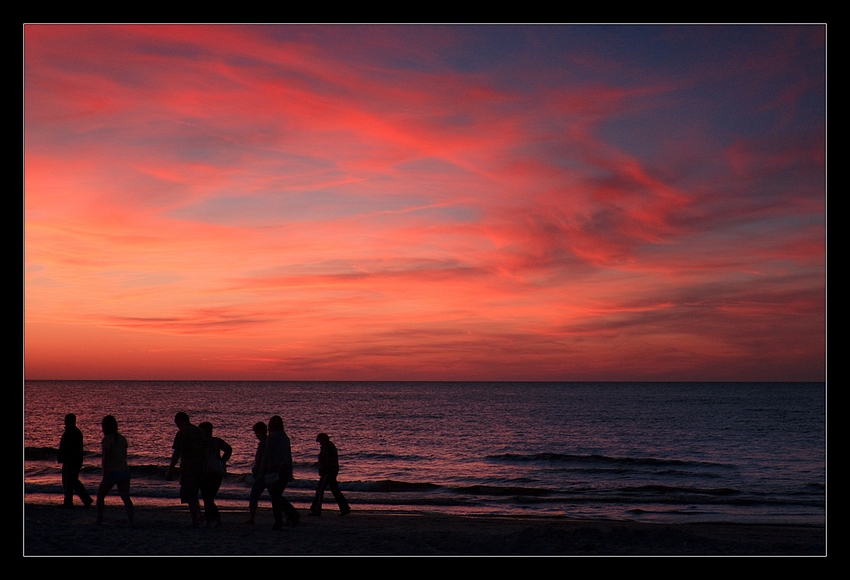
[174,412,190,428]
[199,421,213,436]
[102,415,118,436]
[316,432,329,444]
[64,413,76,428]
[268,415,284,433]
[253,421,267,439]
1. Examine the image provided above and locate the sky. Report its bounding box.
[24,25,826,382]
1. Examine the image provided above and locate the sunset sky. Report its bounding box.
[24,25,825,381]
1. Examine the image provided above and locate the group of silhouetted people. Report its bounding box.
[58,413,134,526]
[57,411,351,529]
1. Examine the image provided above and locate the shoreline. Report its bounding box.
[24,503,825,556]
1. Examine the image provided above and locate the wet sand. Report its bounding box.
[24,503,825,556]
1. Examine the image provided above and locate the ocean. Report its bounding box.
[24,381,825,525]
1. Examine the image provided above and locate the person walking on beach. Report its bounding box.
[309,433,351,517]
[198,421,232,528]
[95,415,134,526]
[244,421,268,525]
[57,413,93,509]
[166,412,209,529]
[260,415,300,530]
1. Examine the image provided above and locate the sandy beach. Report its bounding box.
[24,503,825,556]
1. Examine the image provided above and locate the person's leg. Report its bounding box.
[117,478,134,525]
[74,476,93,506]
[245,478,263,524]
[269,482,284,530]
[311,475,328,515]
[181,478,203,528]
[61,464,74,506]
[95,480,113,524]
[328,475,350,514]
[200,476,215,524]
[208,474,222,526]
[188,488,202,528]
[280,481,300,525]
[70,462,93,506]
[188,497,202,528]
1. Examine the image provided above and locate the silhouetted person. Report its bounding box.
[166,412,209,528]
[95,415,134,526]
[244,421,267,525]
[198,421,232,528]
[309,433,351,516]
[260,415,299,529]
[57,413,93,508]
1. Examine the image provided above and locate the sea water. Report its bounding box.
[24,381,825,525]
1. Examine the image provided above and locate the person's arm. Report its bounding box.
[318,445,328,476]
[259,438,272,476]
[219,439,233,464]
[282,438,293,480]
[251,442,260,476]
[57,433,66,464]
[102,437,114,471]
[166,449,180,480]
[329,443,340,473]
